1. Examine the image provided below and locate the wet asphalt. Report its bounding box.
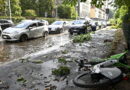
[0,28,129,90]
[0,31,71,62]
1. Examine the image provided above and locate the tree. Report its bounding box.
[0,0,6,15]
[63,0,130,8]
[114,6,128,27]
[24,9,37,17]
[11,0,22,16]
[38,0,54,17]
[58,5,77,19]
[20,0,38,16]
[20,0,54,17]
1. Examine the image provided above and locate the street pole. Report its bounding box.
[78,0,80,19]
[8,0,12,20]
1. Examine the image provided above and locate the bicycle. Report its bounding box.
[73,52,130,88]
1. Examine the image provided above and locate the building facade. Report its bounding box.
[79,0,91,18]
[79,0,108,23]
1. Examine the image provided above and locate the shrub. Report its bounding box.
[0,16,73,24]
[36,17,72,24]
[52,66,70,76]
[73,33,92,43]
[24,9,37,17]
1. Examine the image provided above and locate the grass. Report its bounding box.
[17,77,27,83]
[52,66,70,76]
[58,57,67,64]
[73,33,92,43]
[61,50,68,54]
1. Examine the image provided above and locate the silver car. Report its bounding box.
[48,21,69,34]
[2,20,49,42]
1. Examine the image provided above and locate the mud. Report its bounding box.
[0,28,129,90]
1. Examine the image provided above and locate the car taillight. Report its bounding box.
[123,76,129,80]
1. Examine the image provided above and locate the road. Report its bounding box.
[0,31,71,62]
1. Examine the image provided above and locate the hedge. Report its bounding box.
[0,16,73,24]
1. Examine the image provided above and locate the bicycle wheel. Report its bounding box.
[73,68,123,88]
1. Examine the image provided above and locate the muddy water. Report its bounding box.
[0,29,128,90]
[0,31,71,62]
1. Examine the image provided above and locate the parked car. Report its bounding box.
[0,19,14,30]
[69,20,92,35]
[2,20,49,42]
[48,21,69,34]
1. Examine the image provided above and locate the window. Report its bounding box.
[38,22,43,26]
[4,21,8,23]
[29,23,37,28]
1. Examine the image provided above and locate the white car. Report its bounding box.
[48,21,69,34]
[2,20,49,42]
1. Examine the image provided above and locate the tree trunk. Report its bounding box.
[122,7,130,51]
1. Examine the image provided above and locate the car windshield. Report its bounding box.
[72,20,85,25]
[52,21,64,25]
[15,22,32,28]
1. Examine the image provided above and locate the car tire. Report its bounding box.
[20,35,28,42]
[0,31,1,36]
[69,32,73,35]
[43,31,48,39]
[59,29,63,33]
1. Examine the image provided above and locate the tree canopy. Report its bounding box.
[63,0,130,8]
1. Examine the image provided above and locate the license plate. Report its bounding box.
[73,30,77,32]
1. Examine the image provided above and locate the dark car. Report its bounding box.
[0,19,14,30]
[69,20,92,35]
[0,19,14,35]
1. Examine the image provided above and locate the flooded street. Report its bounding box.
[0,29,129,90]
[0,31,71,62]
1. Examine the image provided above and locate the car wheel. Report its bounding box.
[69,32,73,35]
[20,35,28,42]
[0,31,1,36]
[59,29,63,33]
[43,32,48,38]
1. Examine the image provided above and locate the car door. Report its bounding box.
[37,22,45,37]
[28,23,38,38]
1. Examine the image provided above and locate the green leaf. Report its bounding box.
[109,51,127,60]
